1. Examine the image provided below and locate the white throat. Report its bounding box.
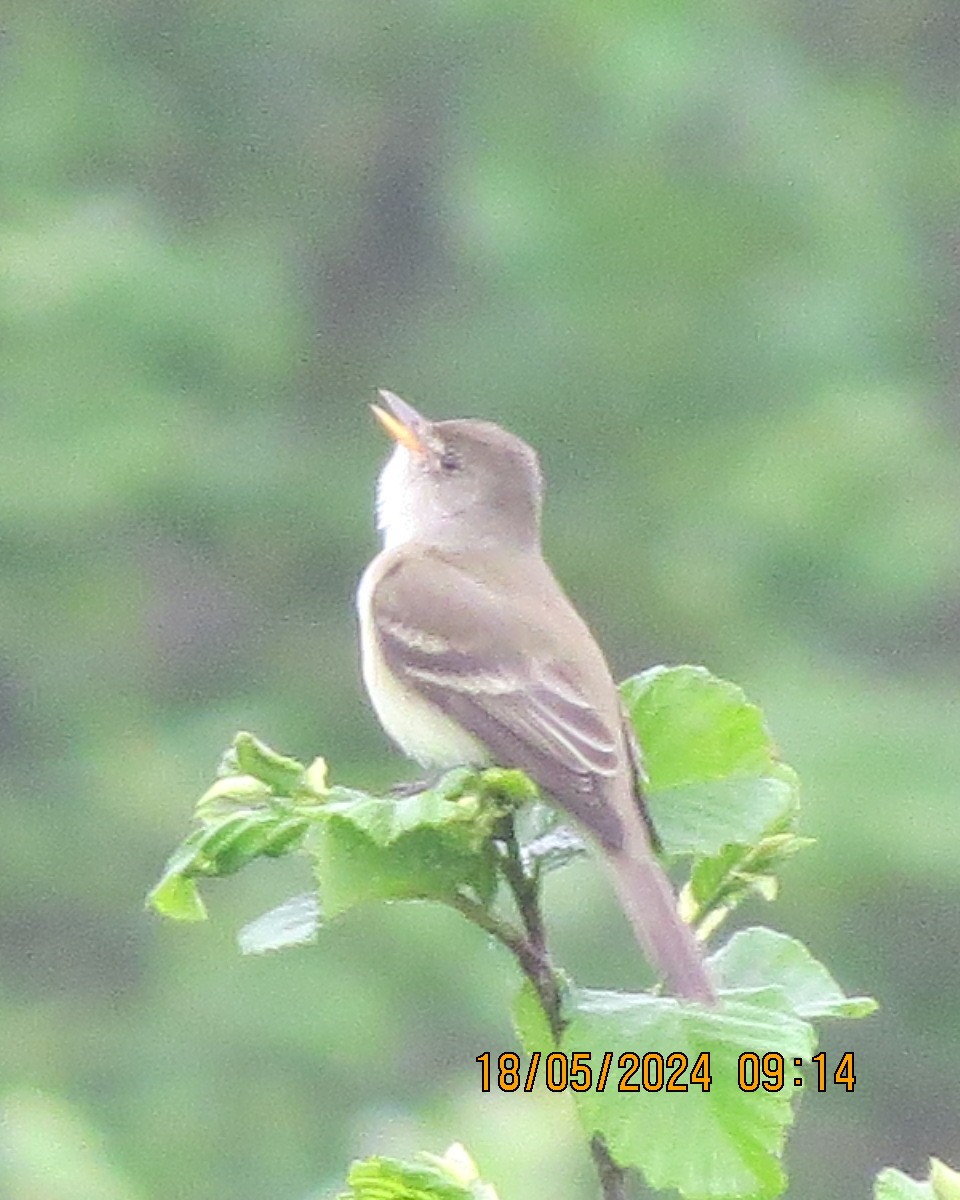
[375,445,423,549]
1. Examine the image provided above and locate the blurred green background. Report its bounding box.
[2,2,958,1197]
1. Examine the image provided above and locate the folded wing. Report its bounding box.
[372,550,627,847]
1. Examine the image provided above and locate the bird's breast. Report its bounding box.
[356,559,489,769]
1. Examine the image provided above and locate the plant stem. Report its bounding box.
[455,817,631,1200]
[590,1135,631,1200]
[498,821,563,1039]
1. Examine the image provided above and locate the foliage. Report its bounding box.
[150,667,874,1198]
[2,2,958,1198]
[875,1159,960,1200]
[341,1144,499,1200]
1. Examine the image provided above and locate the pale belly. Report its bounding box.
[356,562,490,768]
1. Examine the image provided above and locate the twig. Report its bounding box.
[497,820,563,1039]
[590,1135,631,1200]
[454,816,631,1200]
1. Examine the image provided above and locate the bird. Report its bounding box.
[356,389,714,1003]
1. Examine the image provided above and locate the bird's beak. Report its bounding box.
[370,389,428,455]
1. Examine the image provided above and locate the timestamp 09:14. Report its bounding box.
[476,1051,857,1094]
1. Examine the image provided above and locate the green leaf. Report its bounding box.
[237,893,320,955]
[146,809,311,920]
[313,786,498,915]
[472,767,540,806]
[193,811,310,874]
[147,870,207,922]
[683,844,750,915]
[622,666,782,789]
[933,1160,960,1200]
[343,1157,472,1200]
[552,987,815,1200]
[147,828,214,920]
[622,666,804,927]
[233,731,305,795]
[683,834,814,933]
[341,1146,498,1200]
[651,777,796,858]
[875,1162,960,1200]
[512,979,558,1050]
[622,666,799,858]
[708,927,878,1020]
[875,1168,935,1200]
[195,773,273,820]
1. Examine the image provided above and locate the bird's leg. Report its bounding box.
[386,776,436,798]
[386,768,458,797]
[388,765,485,799]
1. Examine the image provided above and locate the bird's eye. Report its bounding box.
[439,448,462,473]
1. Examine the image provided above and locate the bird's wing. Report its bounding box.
[371,550,627,847]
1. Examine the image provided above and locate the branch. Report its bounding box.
[590,1135,631,1200]
[454,817,631,1200]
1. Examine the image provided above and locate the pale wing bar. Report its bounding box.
[381,609,619,770]
[405,660,619,778]
[377,602,627,847]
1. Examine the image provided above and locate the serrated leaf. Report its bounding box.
[686,845,749,911]
[622,666,780,789]
[147,871,207,921]
[512,979,558,1050]
[383,766,532,828]
[147,809,311,921]
[472,767,539,805]
[194,811,309,874]
[875,1168,935,1200]
[933,1159,960,1200]
[650,777,796,858]
[147,827,213,920]
[708,927,878,1020]
[262,815,313,856]
[238,893,320,955]
[684,834,813,931]
[323,786,480,843]
[341,1155,475,1200]
[622,667,799,858]
[304,755,329,796]
[196,773,273,819]
[553,988,814,1200]
[314,786,497,915]
[233,731,305,795]
[622,667,805,927]
[421,1145,499,1200]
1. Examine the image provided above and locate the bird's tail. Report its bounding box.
[605,840,715,1004]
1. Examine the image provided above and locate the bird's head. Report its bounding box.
[371,389,543,552]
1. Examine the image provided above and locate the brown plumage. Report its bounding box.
[358,392,714,1003]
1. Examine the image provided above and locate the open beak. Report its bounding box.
[370,389,428,454]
